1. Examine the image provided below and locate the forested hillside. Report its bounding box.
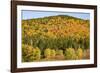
[22,15,90,62]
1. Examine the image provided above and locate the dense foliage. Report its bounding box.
[22,15,90,62]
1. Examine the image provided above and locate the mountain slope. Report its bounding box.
[22,15,90,49]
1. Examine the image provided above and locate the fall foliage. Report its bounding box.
[22,15,90,62]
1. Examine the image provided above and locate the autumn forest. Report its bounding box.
[22,15,90,62]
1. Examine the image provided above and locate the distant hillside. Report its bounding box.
[23,15,88,21]
[22,15,89,27]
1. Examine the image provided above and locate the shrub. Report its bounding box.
[55,50,65,60]
[51,49,56,59]
[22,44,34,62]
[76,48,83,59]
[64,48,76,60]
[22,44,41,62]
[34,47,41,60]
[44,48,51,59]
[56,50,64,56]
